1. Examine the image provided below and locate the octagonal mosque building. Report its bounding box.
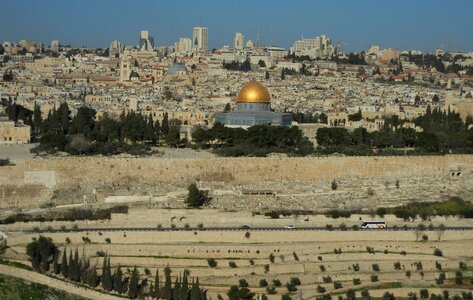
[215,80,292,127]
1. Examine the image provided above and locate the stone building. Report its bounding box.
[215,80,292,127]
[0,110,31,144]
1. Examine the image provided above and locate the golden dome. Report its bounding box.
[237,80,271,103]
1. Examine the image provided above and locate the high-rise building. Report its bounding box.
[51,40,60,53]
[109,40,125,58]
[139,30,154,52]
[193,27,208,52]
[175,38,192,54]
[234,32,244,50]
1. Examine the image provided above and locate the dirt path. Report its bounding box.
[0,264,121,300]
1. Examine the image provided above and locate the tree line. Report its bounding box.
[316,106,473,155]
[26,236,207,299]
[222,59,251,72]
[192,122,314,157]
[1,100,183,155]
[404,52,473,75]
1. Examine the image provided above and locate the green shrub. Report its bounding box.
[266,286,277,294]
[420,289,429,299]
[290,277,301,286]
[372,263,380,272]
[286,282,297,292]
[259,279,268,287]
[207,258,217,268]
[322,276,332,283]
[239,279,248,287]
[273,279,282,287]
[433,248,443,256]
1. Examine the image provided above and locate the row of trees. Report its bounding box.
[405,52,473,75]
[1,100,184,155]
[192,123,314,156]
[291,112,328,124]
[26,237,207,299]
[30,102,180,155]
[222,59,252,72]
[317,106,473,155]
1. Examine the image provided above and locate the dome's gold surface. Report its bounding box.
[237,80,271,103]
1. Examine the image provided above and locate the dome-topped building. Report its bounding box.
[237,81,271,103]
[166,63,189,75]
[215,80,292,127]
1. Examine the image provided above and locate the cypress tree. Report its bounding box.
[80,258,90,283]
[154,269,160,298]
[59,102,70,134]
[72,248,80,281]
[67,250,74,280]
[33,102,42,135]
[61,248,68,277]
[102,256,113,291]
[163,266,173,300]
[161,112,169,135]
[87,266,99,287]
[52,253,60,274]
[179,271,189,300]
[128,266,140,299]
[191,277,201,300]
[154,119,161,140]
[113,265,124,294]
[144,115,155,142]
[173,276,181,300]
[149,282,155,299]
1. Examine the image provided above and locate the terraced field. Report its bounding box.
[3,215,472,299]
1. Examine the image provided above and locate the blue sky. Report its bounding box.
[1,0,472,52]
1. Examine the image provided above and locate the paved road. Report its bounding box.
[21,226,473,234]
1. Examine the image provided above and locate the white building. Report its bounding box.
[193,27,208,52]
[109,40,124,58]
[51,40,60,53]
[290,35,335,58]
[234,32,244,50]
[175,38,192,54]
[267,47,287,58]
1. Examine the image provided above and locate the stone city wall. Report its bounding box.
[4,155,473,185]
[1,155,473,209]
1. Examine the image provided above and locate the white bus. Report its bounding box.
[361,220,386,229]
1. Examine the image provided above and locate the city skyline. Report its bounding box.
[1,0,473,52]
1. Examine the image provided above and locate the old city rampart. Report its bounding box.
[1,155,473,209]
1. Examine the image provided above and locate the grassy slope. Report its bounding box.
[0,273,89,300]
